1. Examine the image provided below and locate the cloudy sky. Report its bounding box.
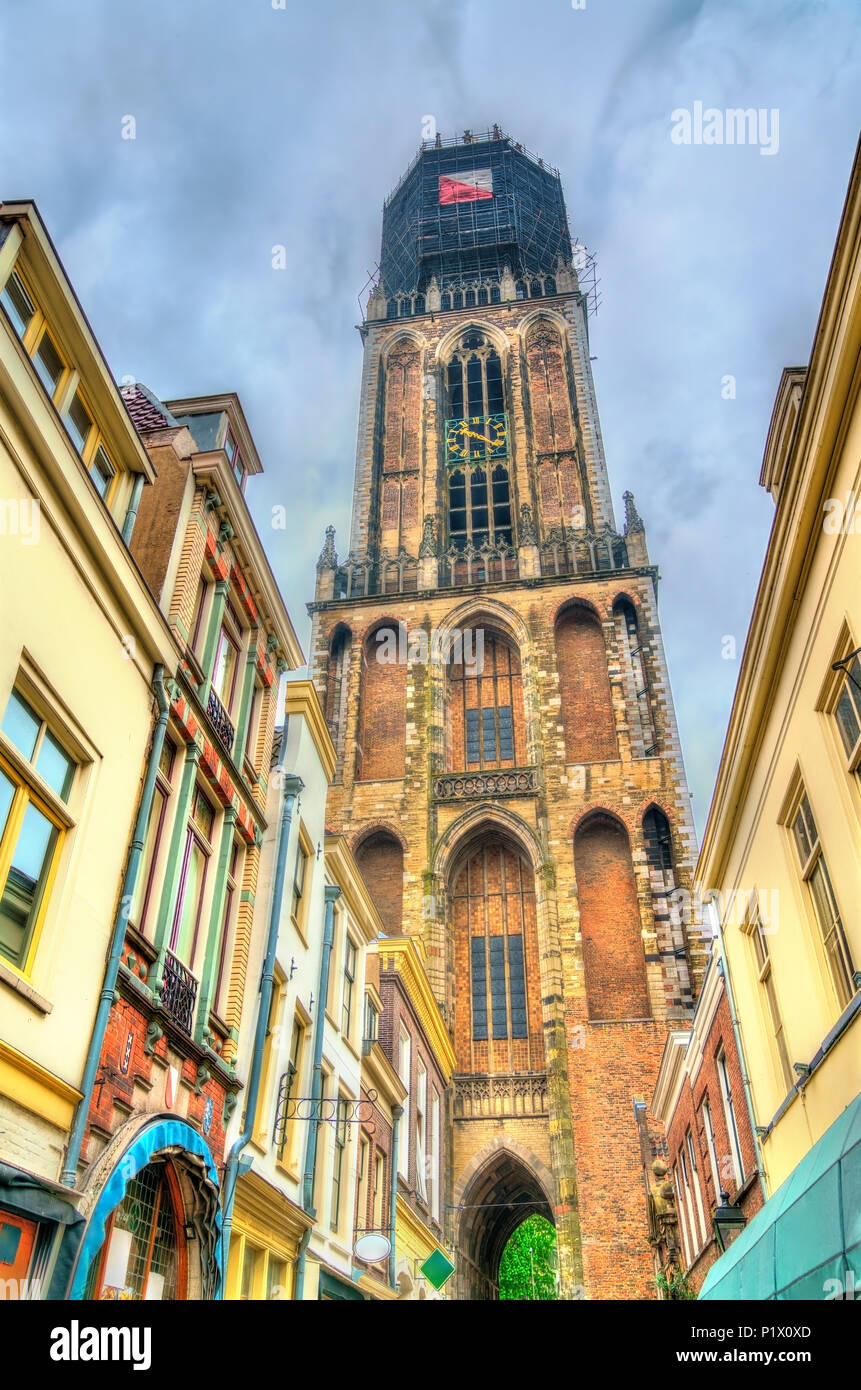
[2,0,858,833]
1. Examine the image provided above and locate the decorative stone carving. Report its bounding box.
[623,490,645,534]
[316,524,338,571]
[433,768,538,801]
[519,503,538,543]
[418,514,438,558]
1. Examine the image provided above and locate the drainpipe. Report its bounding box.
[61,666,170,1187]
[121,473,145,545]
[711,902,768,1200]
[221,752,303,1278]
[389,1104,403,1290]
[302,884,341,1215]
[294,1226,312,1301]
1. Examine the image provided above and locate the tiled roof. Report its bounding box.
[121,383,179,434]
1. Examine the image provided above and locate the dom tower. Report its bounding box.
[310,129,706,1300]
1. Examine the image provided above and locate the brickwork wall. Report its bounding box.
[555,605,619,763]
[574,813,650,1020]
[377,962,447,1243]
[357,628,406,781]
[129,442,192,605]
[524,322,576,454]
[83,991,232,1178]
[354,831,404,936]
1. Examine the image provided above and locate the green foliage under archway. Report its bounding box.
[498,1214,557,1300]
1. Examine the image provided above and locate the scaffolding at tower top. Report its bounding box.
[379,129,574,298]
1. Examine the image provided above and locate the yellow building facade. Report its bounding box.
[0,203,178,1293]
[697,139,861,1300]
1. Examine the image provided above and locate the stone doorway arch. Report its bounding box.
[454,1140,555,1300]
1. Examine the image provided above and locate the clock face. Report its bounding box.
[445,413,508,463]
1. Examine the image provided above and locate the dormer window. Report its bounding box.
[223,427,247,489]
[89,445,116,500]
[32,329,65,399]
[65,391,93,455]
[2,266,121,503]
[0,270,36,338]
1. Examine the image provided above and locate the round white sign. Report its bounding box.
[354,1234,391,1263]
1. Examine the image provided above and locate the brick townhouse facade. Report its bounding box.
[652,943,764,1294]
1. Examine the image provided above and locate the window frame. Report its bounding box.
[276,1009,308,1172]
[429,1087,441,1222]
[242,677,265,775]
[190,573,212,661]
[329,1092,350,1234]
[833,652,861,772]
[673,1160,693,1269]
[128,735,177,937]
[716,1047,745,1191]
[397,1024,410,1180]
[685,1128,707,1249]
[291,823,313,939]
[415,1060,428,1203]
[167,783,216,973]
[372,1150,385,1232]
[701,1097,721,1202]
[1,266,120,504]
[211,623,241,717]
[341,933,358,1040]
[0,687,80,975]
[213,836,243,1018]
[741,895,793,1093]
[787,787,856,1010]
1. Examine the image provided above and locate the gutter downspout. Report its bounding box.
[121,473,145,545]
[301,884,341,1215]
[295,883,340,1300]
[389,1104,403,1290]
[61,665,170,1188]
[221,750,303,1279]
[712,904,769,1200]
[294,1227,312,1302]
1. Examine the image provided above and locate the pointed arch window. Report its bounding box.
[446,332,504,419]
[457,840,531,1043]
[448,632,525,771]
[446,464,512,552]
[614,598,657,756]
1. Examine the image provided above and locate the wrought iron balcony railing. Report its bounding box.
[161,950,198,1036]
[207,686,235,755]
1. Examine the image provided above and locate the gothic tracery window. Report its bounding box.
[447,632,525,771]
[445,332,510,550]
[446,331,504,419]
[451,835,543,1074]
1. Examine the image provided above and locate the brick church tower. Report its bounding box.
[309,129,706,1300]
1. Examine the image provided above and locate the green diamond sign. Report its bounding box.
[420,1248,455,1292]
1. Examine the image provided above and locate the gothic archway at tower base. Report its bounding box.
[454,1146,554,1300]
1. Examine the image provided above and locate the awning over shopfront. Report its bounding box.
[700,1093,861,1300]
[0,1163,83,1227]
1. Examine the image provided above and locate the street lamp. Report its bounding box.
[713,1192,747,1252]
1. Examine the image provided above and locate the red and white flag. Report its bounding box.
[439,169,493,204]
